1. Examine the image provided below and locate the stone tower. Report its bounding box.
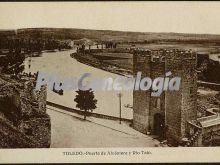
[133,49,197,145]
[165,50,197,145]
[133,49,165,136]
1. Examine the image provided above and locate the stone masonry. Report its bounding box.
[133,49,197,146]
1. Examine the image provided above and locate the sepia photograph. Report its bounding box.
[0,1,220,163]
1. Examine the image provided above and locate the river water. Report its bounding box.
[209,54,220,63]
[24,49,133,119]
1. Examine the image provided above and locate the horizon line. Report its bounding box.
[0,27,220,36]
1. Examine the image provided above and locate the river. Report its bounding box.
[209,54,220,63]
[24,49,133,119]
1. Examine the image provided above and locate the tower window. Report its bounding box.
[154,98,160,109]
[189,87,194,98]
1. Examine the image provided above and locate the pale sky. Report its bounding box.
[0,2,220,34]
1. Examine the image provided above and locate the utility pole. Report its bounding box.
[117,92,123,124]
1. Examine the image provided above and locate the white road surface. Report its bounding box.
[47,108,161,148]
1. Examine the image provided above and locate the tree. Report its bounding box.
[3,52,25,76]
[2,39,25,76]
[74,89,97,120]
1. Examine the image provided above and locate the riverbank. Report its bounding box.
[71,52,132,77]
[0,48,73,59]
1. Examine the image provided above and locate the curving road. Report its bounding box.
[47,108,160,148]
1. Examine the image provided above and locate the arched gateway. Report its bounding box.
[153,113,165,137]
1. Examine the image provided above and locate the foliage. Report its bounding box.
[2,52,25,75]
[74,89,97,120]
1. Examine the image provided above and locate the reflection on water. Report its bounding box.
[24,49,133,119]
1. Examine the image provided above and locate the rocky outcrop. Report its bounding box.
[0,74,51,148]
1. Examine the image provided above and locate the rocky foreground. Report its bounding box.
[0,74,51,148]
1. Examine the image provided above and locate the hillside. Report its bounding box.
[1,28,220,44]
